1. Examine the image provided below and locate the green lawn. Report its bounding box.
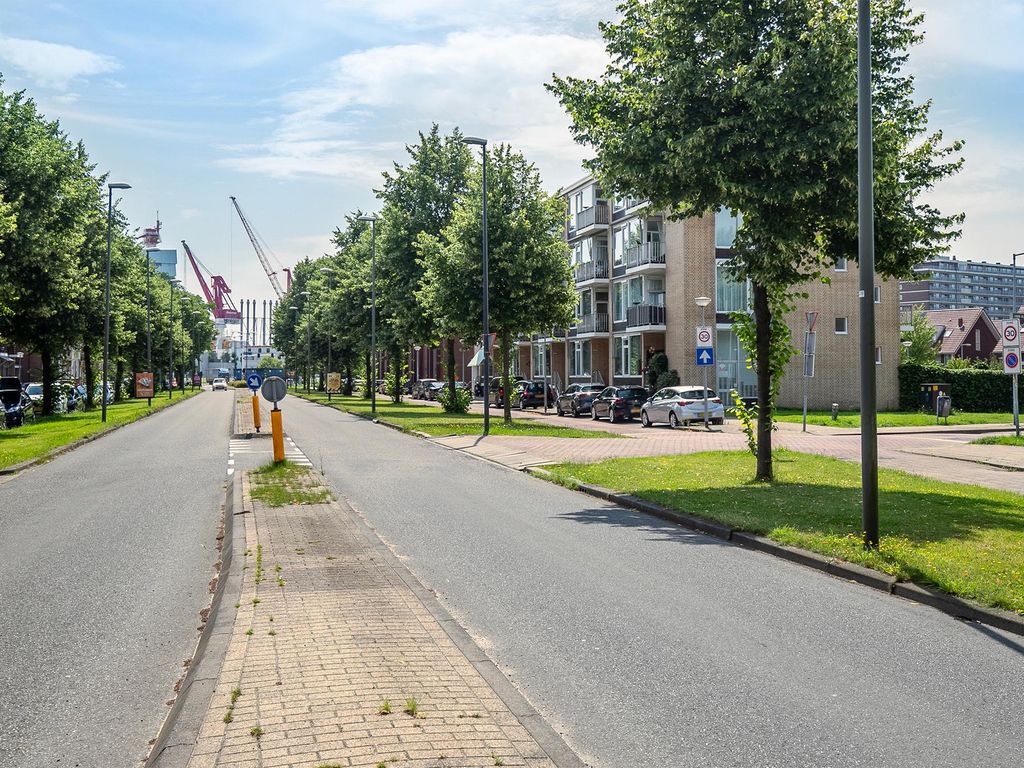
[250,460,332,507]
[972,435,1024,447]
[774,409,1014,428]
[545,450,1024,615]
[295,391,617,439]
[0,390,200,470]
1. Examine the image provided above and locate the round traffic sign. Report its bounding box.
[246,372,263,391]
[261,375,288,404]
[1007,351,1020,369]
[697,328,712,345]
[1005,324,1018,344]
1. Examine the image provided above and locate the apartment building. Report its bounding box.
[900,256,1024,320]
[519,175,900,410]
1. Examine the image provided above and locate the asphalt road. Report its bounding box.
[0,391,232,767]
[284,397,1024,768]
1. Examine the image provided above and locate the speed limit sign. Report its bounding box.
[1003,320,1020,347]
[695,325,713,347]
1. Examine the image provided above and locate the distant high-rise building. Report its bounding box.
[147,248,177,279]
[900,255,1024,320]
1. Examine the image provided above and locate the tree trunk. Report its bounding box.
[500,331,512,425]
[114,359,124,402]
[83,344,95,409]
[446,338,456,399]
[41,347,54,416]
[343,356,353,396]
[364,350,372,399]
[392,343,402,403]
[752,281,774,482]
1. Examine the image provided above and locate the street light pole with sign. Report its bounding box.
[695,296,713,430]
[802,312,818,432]
[1002,318,1021,437]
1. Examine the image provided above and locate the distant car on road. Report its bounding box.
[591,386,649,423]
[212,378,228,391]
[556,383,604,417]
[640,385,724,428]
[517,381,558,409]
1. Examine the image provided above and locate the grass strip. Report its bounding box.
[971,435,1024,447]
[250,460,332,507]
[294,390,618,439]
[545,450,1024,615]
[0,390,201,470]
[773,409,1014,429]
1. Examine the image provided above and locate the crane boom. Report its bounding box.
[181,239,241,320]
[181,240,216,307]
[230,196,284,299]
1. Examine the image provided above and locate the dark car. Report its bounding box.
[424,381,446,400]
[487,375,526,407]
[556,383,604,417]
[1,377,33,428]
[591,386,649,423]
[411,378,439,399]
[517,381,558,409]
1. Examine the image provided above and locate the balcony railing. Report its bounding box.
[624,242,666,269]
[575,202,610,231]
[574,313,610,335]
[626,303,667,328]
[574,258,610,283]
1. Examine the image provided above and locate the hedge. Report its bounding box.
[898,363,1013,412]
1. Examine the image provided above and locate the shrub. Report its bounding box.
[646,352,669,390]
[384,366,409,403]
[437,384,472,413]
[898,363,1012,412]
[655,369,680,389]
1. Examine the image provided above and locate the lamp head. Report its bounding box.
[357,214,378,223]
[462,136,487,147]
[108,182,132,190]
[695,296,712,308]
[289,305,298,310]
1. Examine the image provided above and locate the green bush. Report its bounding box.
[436,384,473,413]
[655,369,680,389]
[384,366,409,403]
[229,380,248,389]
[898,363,1012,412]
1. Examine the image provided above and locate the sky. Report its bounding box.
[1,0,1022,306]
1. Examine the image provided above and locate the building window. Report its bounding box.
[572,341,592,377]
[835,317,848,335]
[835,257,848,272]
[614,334,642,376]
[873,285,881,303]
[716,261,749,313]
[875,346,882,365]
[614,281,627,322]
[612,219,642,265]
[715,208,742,248]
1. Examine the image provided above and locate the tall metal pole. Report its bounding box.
[1013,253,1021,437]
[701,304,710,430]
[168,282,175,400]
[370,221,377,415]
[102,187,114,423]
[858,0,879,549]
[146,251,152,406]
[481,146,490,436]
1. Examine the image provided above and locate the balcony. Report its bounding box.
[574,258,610,283]
[626,303,667,328]
[575,202,610,233]
[574,313,610,335]
[624,242,666,270]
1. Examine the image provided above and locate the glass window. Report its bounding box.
[873,285,881,303]
[835,317,849,334]
[628,334,642,375]
[875,346,882,365]
[715,326,757,399]
[628,276,644,306]
[836,257,848,272]
[714,208,742,248]
[614,282,627,322]
[716,261,749,313]
[580,289,593,317]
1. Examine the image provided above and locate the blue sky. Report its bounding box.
[1,1,1022,303]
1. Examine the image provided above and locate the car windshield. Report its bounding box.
[618,388,647,398]
[26,384,43,395]
[584,385,603,392]
[679,388,716,400]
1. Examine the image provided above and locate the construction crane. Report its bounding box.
[181,240,242,320]
[230,196,292,299]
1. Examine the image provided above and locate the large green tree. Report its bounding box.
[550,0,963,480]
[418,144,575,424]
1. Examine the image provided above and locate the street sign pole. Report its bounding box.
[1002,320,1021,437]
[802,313,818,433]
[1014,375,1020,438]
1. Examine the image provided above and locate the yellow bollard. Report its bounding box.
[271,409,285,462]
[252,394,261,433]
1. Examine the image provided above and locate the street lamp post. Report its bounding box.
[414,345,421,383]
[102,182,131,422]
[289,306,299,390]
[463,136,490,436]
[1012,252,1023,438]
[179,296,189,392]
[695,296,712,430]
[145,249,152,406]
[320,267,335,400]
[358,214,379,415]
[168,279,180,399]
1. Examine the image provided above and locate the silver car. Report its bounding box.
[640,385,725,428]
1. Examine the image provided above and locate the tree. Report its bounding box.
[550,0,963,480]
[257,355,284,370]
[419,144,575,424]
[901,306,938,365]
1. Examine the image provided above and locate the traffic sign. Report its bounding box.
[695,325,713,347]
[1002,320,1020,348]
[696,347,715,366]
[246,373,263,391]
[1005,350,1021,375]
[261,375,288,404]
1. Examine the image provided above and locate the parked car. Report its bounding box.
[212,378,228,391]
[517,381,558,409]
[640,385,725,428]
[75,382,114,405]
[411,378,439,399]
[24,382,44,414]
[56,382,81,412]
[1,377,33,428]
[555,383,604,417]
[487,375,526,406]
[424,381,446,400]
[591,386,649,422]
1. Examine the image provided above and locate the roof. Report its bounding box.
[923,308,1000,356]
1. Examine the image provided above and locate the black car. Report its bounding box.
[591,386,649,422]
[517,381,558,409]
[556,383,604,417]
[1,376,33,428]
[487,375,526,407]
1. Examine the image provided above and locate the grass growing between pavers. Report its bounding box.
[972,435,1024,447]
[546,450,1024,615]
[0,390,201,470]
[295,390,619,438]
[250,460,333,507]
[773,409,1015,429]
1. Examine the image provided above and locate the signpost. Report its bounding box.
[1003,319,1021,437]
[261,375,288,462]
[802,312,818,432]
[326,372,341,395]
[695,325,715,430]
[135,372,154,403]
[247,372,263,433]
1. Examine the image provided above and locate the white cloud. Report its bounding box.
[0,36,119,89]
[915,0,1024,71]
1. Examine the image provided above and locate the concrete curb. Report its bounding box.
[145,472,243,767]
[527,467,1024,638]
[0,391,202,476]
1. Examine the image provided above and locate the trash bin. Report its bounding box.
[920,383,951,411]
[936,394,952,423]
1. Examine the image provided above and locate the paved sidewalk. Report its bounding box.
[233,390,273,437]
[184,470,564,768]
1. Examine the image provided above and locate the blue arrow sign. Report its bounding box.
[696,347,715,366]
[246,373,263,391]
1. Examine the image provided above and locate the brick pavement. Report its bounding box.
[185,471,560,768]
[233,390,273,437]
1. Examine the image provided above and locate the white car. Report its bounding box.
[212,378,228,391]
[640,385,724,427]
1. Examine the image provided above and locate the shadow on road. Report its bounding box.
[554,506,727,546]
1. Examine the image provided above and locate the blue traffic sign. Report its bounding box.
[696,347,715,366]
[246,373,263,391]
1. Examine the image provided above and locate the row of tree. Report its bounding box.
[271,128,576,425]
[0,78,216,414]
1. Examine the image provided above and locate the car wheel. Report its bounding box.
[609,409,618,424]
[669,412,680,428]
[556,404,564,416]
[591,407,599,420]
[640,411,651,428]
[712,418,724,425]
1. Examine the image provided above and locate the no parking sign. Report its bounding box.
[1005,349,1021,375]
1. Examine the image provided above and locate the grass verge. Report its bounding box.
[773,409,1014,429]
[971,435,1024,447]
[0,390,201,470]
[545,450,1024,615]
[250,460,332,507]
[295,391,618,439]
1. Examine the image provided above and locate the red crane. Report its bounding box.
[181,240,242,320]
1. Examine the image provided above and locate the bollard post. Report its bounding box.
[271,407,284,462]
[252,394,261,433]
